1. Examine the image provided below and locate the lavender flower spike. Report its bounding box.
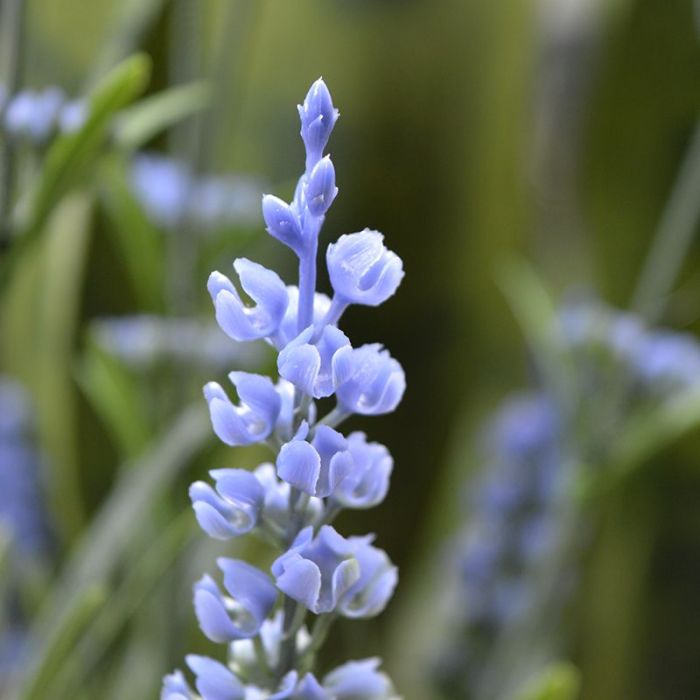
[163,80,401,700]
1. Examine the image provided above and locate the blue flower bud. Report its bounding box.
[305,156,338,217]
[339,538,397,619]
[298,78,339,166]
[208,259,289,343]
[161,670,193,700]
[186,654,246,700]
[336,344,406,416]
[194,559,277,643]
[262,195,304,254]
[189,468,265,539]
[327,230,404,307]
[272,525,360,614]
[323,658,396,699]
[278,325,352,398]
[203,373,281,446]
[332,432,393,509]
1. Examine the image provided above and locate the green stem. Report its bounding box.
[631,119,700,323]
[297,613,336,673]
[253,634,272,678]
[275,596,306,682]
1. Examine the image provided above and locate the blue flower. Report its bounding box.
[633,331,700,393]
[208,259,289,343]
[322,658,395,699]
[0,379,50,556]
[4,87,65,143]
[278,325,352,398]
[331,433,393,509]
[161,669,193,700]
[276,425,353,498]
[204,373,281,446]
[338,538,398,619]
[193,559,277,643]
[298,78,339,169]
[130,153,191,228]
[326,231,404,308]
[186,655,247,700]
[272,525,360,614]
[253,463,323,534]
[189,468,265,539]
[272,671,327,699]
[336,345,406,416]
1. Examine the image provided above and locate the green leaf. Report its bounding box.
[11,405,210,697]
[608,387,700,479]
[35,195,94,539]
[90,0,168,82]
[76,340,153,458]
[515,663,581,700]
[17,585,107,700]
[0,54,151,292]
[98,155,165,310]
[114,81,211,151]
[48,512,196,700]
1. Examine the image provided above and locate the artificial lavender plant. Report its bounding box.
[162,79,405,699]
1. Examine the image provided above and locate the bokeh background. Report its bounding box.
[1,1,700,699]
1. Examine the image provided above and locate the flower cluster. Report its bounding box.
[435,395,565,699]
[435,298,700,698]
[0,85,86,145]
[162,79,404,699]
[0,378,51,690]
[131,153,263,232]
[558,298,700,399]
[0,377,50,557]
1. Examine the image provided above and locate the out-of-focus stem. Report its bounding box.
[0,0,26,252]
[632,119,700,323]
[167,0,202,320]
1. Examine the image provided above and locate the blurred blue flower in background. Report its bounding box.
[0,378,52,692]
[130,153,263,232]
[91,315,260,371]
[0,377,50,556]
[2,87,86,144]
